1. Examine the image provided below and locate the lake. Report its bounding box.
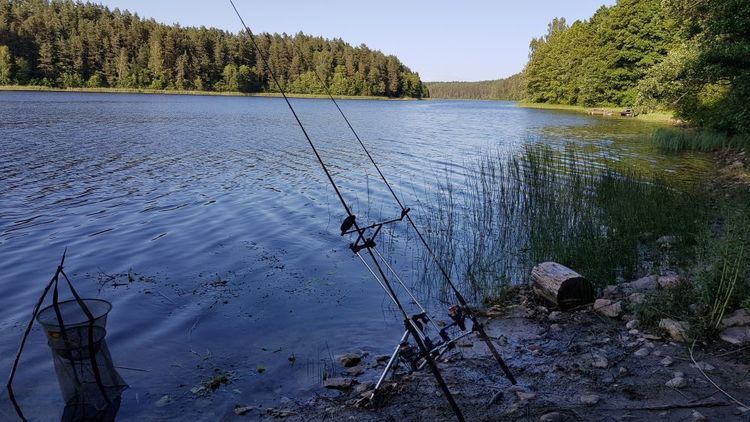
[0,92,709,420]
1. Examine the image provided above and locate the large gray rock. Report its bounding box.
[659,318,689,342]
[721,309,750,328]
[719,326,750,346]
[594,299,622,318]
[626,275,659,291]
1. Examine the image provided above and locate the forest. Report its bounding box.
[524,0,750,134]
[425,73,523,101]
[0,0,428,98]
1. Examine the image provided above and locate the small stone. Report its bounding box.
[691,361,715,372]
[338,353,362,368]
[324,377,354,390]
[642,333,662,340]
[627,275,659,291]
[602,285,624,299]
[628,329,640,335]
[673,371,685,377]
[665,377,687,388]
[155,395,171,408]
[689,410,707,422]
[660,356,674,366]
[539,412,564,422]
[353,381,374,394]
[592,354,609,368]
[580,394,600,405]
[619,366,628,375]
[234,405,255,416]
[722,309,750,328]
[719,326,750,346]
[515,391,537,401]
[507,305,532,318]
[626,320,639,330]
[628,292,646,305]
[658,274,682,289]
[346,365,365,376]
[594,299,622,318]
[652,350,663,356]
[375,354,391,364]
[659,318,689,342]
[550,323,562,331]
[548,311,564,322]
[634,347,650,357]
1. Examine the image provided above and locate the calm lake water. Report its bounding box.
[0,92,709,420]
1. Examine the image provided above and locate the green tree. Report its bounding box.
[0,45,11,84]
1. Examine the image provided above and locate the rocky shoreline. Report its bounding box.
[228,286,749,421]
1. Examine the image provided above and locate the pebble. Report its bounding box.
[659,318,689,342]
[580,394,600,405]
[592,354,609,368]
[338,353,362,368]
[665,376,687,388]
[594,299,622,318]
[619,366,628,375]
[633,347,650,357]
[155,395,171,408]
[550,323,562,331]
[626,320,639,330]
[660,356,674,366]
[324,377,354,390]
[692,361,716,372]
[548,311,563,322]
[346,365,365,376]
[539,412,564,422]
[628,329,639,335]
[515,391,537,401]
[689,410,707,421]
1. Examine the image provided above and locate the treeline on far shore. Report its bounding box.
[425,74,523,101]
[0,1,428,98]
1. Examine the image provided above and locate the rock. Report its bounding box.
[619,366,628,375]
[659,318,689,342]
[628,293,647,305]
[548,311,564,322]
[658,274,682,289]
[602,285,624,300]
[592,354,609,368]
[539,412,565,422]
[691,361,715,372]
[515,391,537,401]
[660,356,674,366]
[486,305,504,317]
[628,329,640,335]
[673,371,685,378]
[155,395,172,408]
[507,305,532,318]
[375,354,391,364]
[346,365,365,376]
[353,381,374,394]
[580,394,600,405]
[689,410,707,422]
[338,353,362,368]
[324,377,354,390]
[626,275,659,291]
[594,299,622,318]
[665,376,687,388]
[656,235,679,247]
[626,320,639,330]
[234,405,255,416]
[550,323,562,331]
[721,309,750,328]
[634,347,650,357]
[719,326,750,346]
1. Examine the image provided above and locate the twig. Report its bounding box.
[714,345,749,358]
[114,365,150,372]
[689,340,749,409]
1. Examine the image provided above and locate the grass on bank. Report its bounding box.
[0,85,414,100]
[517,101,676,124]
[654,127,750,153]
[419,143,748,341]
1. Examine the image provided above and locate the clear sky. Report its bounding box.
[95,0,616,82]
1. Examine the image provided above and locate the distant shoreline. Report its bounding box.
[0,85,418,101]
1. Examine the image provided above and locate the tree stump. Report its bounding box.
[531,262,594,310]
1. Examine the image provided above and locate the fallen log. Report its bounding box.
[530,262,594,311]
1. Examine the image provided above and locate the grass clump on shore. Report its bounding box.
[653,128,750,152]
[418,144,705,300]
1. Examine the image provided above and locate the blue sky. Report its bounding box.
[95,0,616,82]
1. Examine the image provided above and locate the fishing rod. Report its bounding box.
[229,1,516,419]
